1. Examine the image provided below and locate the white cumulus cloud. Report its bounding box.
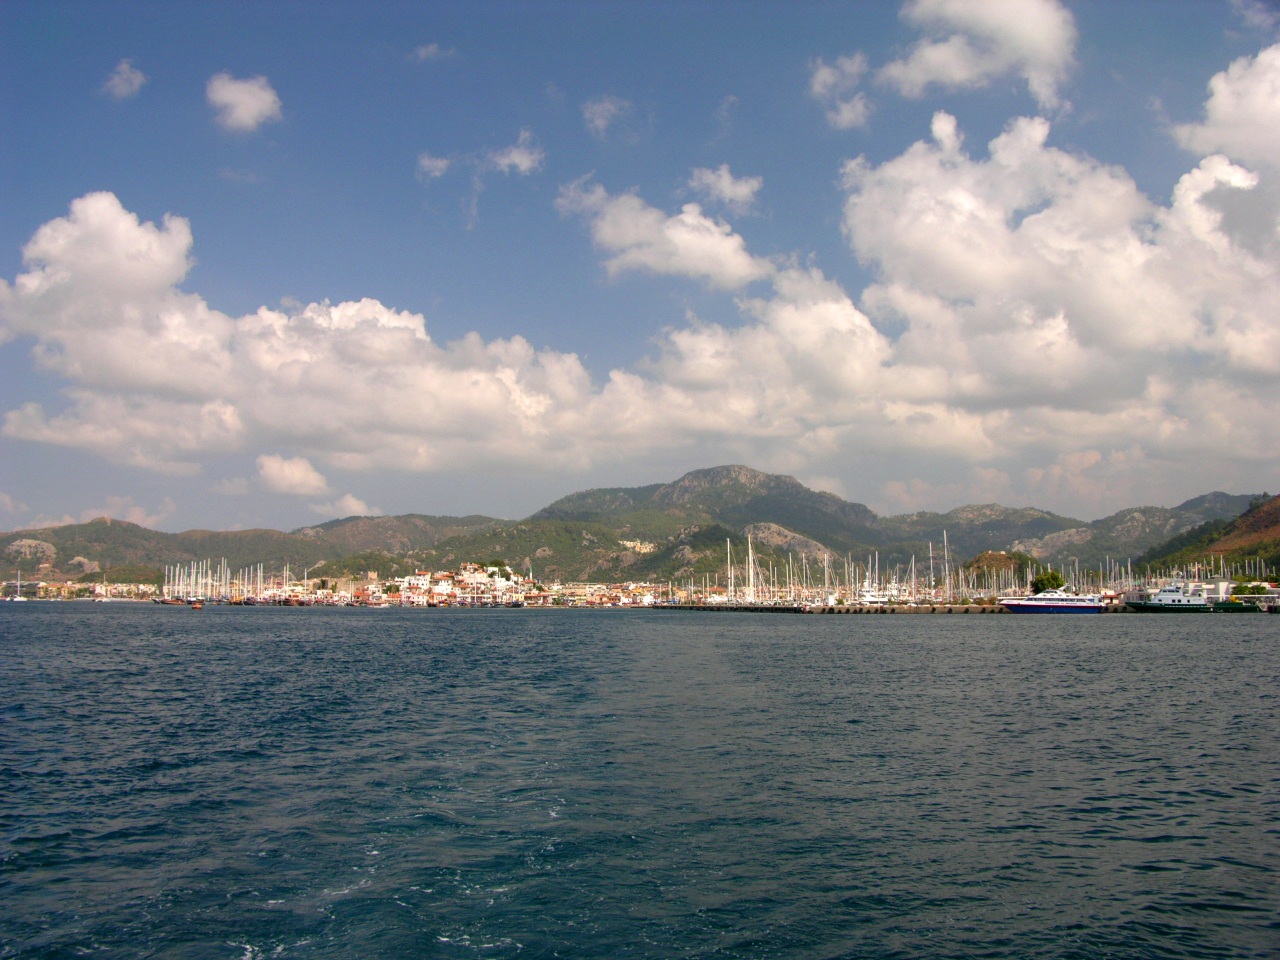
[1232,0,1280,34]
[417,153,451,179]
[258,454,331,497]
[487,129,545,175]
[557,179,774,289]
[410,42,456,61]
[23,495,176,531]
[688,164,763,215]
[80,495,176,528]
[310,493,381,518]
[840,109,1280,486]
[1174,43,1280,169]
[5,51,1280,526]
[0,194,598,478]
[809,53,872,129]
[103,59,146,100]
[583,95,632,138]
[207,72,283,132]
[0,490,27,517]
[879,0,1077,110]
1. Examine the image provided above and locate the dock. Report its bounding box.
[655,603,1141,614]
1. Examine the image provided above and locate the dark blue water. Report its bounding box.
[2,603,1276,959]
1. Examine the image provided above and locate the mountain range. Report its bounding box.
[2,465,1270,583]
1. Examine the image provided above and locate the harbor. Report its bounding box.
[5,531,1276,613]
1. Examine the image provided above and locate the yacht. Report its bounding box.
[998,589,1106,613]
[1126,581,1214,613]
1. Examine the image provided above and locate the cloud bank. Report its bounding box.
[4,42,1280,519]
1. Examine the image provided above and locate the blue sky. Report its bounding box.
[3,0,1279,532]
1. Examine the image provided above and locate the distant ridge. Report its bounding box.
[2,467,1264,580]
[1134,493,1280,569]
[534,465,875,528]
[0,513,496,580]
[1010,492,1260,563]
[1207,494,1280,555]
[293,513,498,555]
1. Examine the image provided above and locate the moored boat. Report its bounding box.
[6,567,28,601]
[1126,581,1214,613]
[998,589,1106,613]
[1211,598,1264,613]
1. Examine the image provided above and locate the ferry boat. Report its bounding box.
[1126,581,1213,613]
[998,589,1106,613]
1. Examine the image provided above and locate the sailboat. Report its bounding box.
[93,570,114,601]
[9,567,28,601]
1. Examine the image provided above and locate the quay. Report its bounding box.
[658,603,808,614]
[656,603,1141,614]
[809,604,1009,614]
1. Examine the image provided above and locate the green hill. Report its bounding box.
[1,517,339,579]
[292,513,498,554]
[2,468,1265,583]
[0,513,495,580]
[1007,492,1260,567]
[1135,494,1280,572]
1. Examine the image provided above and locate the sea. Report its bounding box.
[1,603,1276,960]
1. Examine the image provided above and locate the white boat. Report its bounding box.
[998,589,1105,613]
[1126,581,1214,613]
[6,567,28,601]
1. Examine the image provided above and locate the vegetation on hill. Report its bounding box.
[2,468,1269,584]
[1010,493,1259,568]
[1133,519,1231,568]
[0,513,492,581]
[963,550,1043,576]
[1136,494,1280,574]
[312,551,419,581]
[624,524,788,585]
[407,520,789,584]
[293,513,499,554]
[75,564,163,586]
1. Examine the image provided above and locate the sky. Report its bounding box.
[2,0,1280,533]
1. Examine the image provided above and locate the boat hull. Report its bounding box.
[1126,601,1213,613]
[999,601,1104,613]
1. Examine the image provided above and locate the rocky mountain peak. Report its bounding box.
[655,465,798,505]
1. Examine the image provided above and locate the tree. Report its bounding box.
[1031,570,1064,594]
[1233,582,1267,596]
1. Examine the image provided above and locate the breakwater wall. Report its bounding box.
[657,603,1140,614]
[811,604,1007,614]
[658,603,808,614]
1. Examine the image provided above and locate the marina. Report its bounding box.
[138,536,1278,612]
[7,530,1277,614]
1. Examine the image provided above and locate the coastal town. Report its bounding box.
[5,553,1278,613]
[7,560,655,607]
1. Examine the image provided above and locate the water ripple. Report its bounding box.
[2,604,1276,958]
